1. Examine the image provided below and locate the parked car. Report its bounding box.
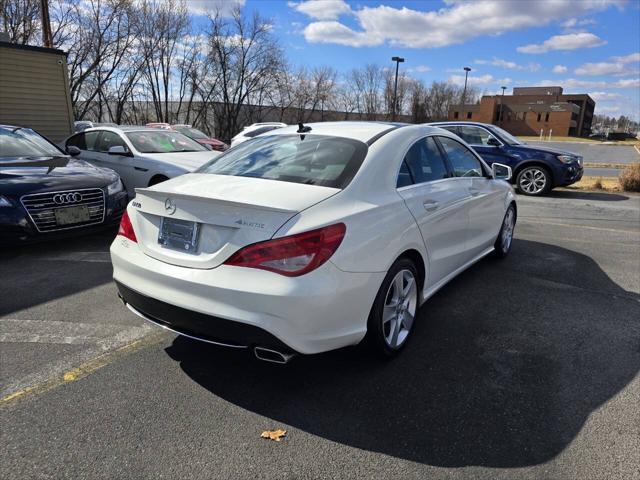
[74,121,118,133]
[63,126,221,198]
[112,121,516,363]
[230,122,287,147]
[171,124,227,152]
[0,125,127,244]
[429,121,583,196]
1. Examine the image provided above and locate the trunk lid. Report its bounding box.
[130,173,340,269]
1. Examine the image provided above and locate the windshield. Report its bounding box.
[125,131,206,153]
[174,127,208,140]
[0,127,64,158]
[488,125,524,145]
[197,134,368,188]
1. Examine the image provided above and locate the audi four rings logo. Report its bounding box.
[164,198,176,215]
[53,192,82,205]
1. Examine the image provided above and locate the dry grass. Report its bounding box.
[619,163,640,192]
[563,176,622,192]
[519,136,639,146]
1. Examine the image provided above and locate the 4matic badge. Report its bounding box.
[235,219,265,229]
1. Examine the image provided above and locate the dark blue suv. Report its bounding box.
[430,122,583,196]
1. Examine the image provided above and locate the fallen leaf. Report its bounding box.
[261,429,287,441]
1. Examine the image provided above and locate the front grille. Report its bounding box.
[20,188,105,232]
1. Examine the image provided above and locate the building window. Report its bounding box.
[537,113,541,122]
[545,113,550,122]
[466,111,472,119]
[454,111,459,119]
[516,112,526,121]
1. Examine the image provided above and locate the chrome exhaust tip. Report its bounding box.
[254,346,296,364]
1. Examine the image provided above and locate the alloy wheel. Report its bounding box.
[382,269,418,349]
[519,168,547,194]
[501,207,515,252]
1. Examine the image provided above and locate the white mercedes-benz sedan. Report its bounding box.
[111,122,516,363]
[64,126,221,198]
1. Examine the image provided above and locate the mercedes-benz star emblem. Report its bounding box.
[164,198,176,215]
[53,192,82,205]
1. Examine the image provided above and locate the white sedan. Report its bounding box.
[64,126,220,197]
[111,122,516,363]
[230,122,287,147]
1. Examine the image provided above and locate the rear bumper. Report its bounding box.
[110,237,384,354]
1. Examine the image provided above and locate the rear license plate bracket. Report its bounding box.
[158,217,200,254]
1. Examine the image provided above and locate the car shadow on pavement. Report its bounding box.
[165,239,640,468]
[550,189,630,201]
[0,229,117,316]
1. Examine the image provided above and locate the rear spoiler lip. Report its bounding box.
[134,187,298,214]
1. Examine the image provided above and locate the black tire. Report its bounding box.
[516,165,551,196]
[148,175,169,187]
[492,204,516,258]
[365,257,419,358]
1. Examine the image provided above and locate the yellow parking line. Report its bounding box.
[520,218,640,235]
[0,332,167,408]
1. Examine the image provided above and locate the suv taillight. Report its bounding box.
[224,223,346,277]
[117,210,137,243]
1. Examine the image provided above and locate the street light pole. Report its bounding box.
[499,86,507,125]
[462,66,471,106]
[391,56,405,121]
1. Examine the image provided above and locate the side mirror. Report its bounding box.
[492,163,512,181]
[66,145,81,156]
[108,145,128,156]
[487,137,501,147]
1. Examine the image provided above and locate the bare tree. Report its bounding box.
[1,0,40,44]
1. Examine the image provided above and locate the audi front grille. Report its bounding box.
[20,188,106,232]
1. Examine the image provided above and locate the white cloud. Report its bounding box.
[185,0,245,16]
[295,0,623,49]
[449,74,512,87]
[539,78,640,89]
[611,52,640,63]
[574,52,640,76]
[407,65,431,73]
[561,17,596,28]
[517,32,606,54]
[552,65,568,74]
[588,91,623,101]
[475,58,541,71]
[289,0,351,20]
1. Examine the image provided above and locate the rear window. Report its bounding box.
[244,126,282,138]
[197,134,368,188]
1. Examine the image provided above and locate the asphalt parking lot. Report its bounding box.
[1,190,639,479]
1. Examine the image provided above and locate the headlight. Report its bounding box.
[557,155,577,164]
[107,179,124,195]
[0,195,13,207]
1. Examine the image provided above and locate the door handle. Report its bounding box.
[134,166,148,172]
[423,199,439,212]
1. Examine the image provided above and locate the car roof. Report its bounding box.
[265,121,418,143]
[427,121,495,128]
[83,126,164,134]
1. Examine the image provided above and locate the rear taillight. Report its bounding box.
[117,210,137,243]
[224,223,346,277]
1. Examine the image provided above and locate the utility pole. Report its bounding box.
[462,67,471,106]
[499,86,507,125]
[391,56,405,121]
[40,0,53,48]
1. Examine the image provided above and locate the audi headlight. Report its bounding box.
[557,155,577,164]
[0,195,13,207]
[107,179,124,195]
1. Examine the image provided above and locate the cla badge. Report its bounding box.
[164,198,176,215]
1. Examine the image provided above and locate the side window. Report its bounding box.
[96,131,127,153]
[66,132,98,151]
[457,126,497,146]
[397,161,413,188]
[401,137,449,185]
[437,136,484,178]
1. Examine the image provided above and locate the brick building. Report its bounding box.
[448,87,595,137]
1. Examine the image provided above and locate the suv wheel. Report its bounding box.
[516,166,550,196]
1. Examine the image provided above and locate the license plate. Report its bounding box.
[54,205,90,225]
[158,217,199,254]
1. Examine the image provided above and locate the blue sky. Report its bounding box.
[190,0,640,120]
